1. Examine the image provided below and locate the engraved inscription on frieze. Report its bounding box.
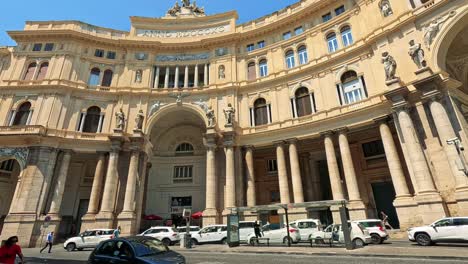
[136,24,230,38]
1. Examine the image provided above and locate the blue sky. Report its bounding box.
[0,0,299,46]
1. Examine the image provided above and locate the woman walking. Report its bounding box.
[0,236,25,264]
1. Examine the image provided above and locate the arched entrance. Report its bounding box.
[0,159,22,235]
[143,105,207,229]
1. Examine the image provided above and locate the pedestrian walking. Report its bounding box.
[0,236,25,264]
[380,211,393,230]
[254,221,262,238]
[39,231,54,253]
[113,226,121,238]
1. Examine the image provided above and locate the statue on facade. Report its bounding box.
[169,92,190,105]
[223,103,235,126]
[379,0,393,17]
[423,11,456,49]
[115,108,126,131]
[218,66,225,79]
[381,52,397,82]
[135,69,143,83]
[166,0,205,17]
[408,40,427,69]
[135,110,144,131]
[167,1,181,16]
[182,0,190,7]
[206,106,216,128]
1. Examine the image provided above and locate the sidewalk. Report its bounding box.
[175,243,468,260]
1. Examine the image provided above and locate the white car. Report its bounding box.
[63,229,114,252]
[408,217,468,246]
[177,226,201,235]
[310,222,371,248]
[190,225,228,245]
[289,219,321,241]
[353,219,389,244]
[139,226,180,246]
[239,221,256,242]
[247,223,301,245]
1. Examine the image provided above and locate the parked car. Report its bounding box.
[239,221,256,242]
[353,219,389,244]
[289,219,322,241]
[139,227,180,246]
[408,217,468,246]
[176,226,201,235]
[88,236,185,264]
[246,223,301,245]
[310,222,371,248]
[64,229,114,252]
[190,225,228,245]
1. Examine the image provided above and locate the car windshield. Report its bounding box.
[132,237,169,257]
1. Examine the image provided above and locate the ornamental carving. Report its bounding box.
[0,147,29,169]
[167,0,205,17]
[149,101,167,117]
[423,10,456,50]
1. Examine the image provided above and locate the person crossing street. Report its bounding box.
[40,231,54,254]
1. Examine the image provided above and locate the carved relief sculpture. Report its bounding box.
[135,110,144,131]
[381,52,398,82]
[379,0,393,17]
[223,103,235,126]
[408,40,427,69]
[115,108,126,130]
[149,101,167,117]
[423,11,456,49]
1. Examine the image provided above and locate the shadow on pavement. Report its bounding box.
[25,257,86,264]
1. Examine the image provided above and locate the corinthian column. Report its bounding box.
[287,139,304,203]
[322,132,344,200]
[48,150,73,215]
[203,134,219,225]
[224,144,236,209]
[85,153,107,215]
[245,146,256,207]
[275,141,290,204]
[336,128,362,202]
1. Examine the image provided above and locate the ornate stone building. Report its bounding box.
[0,0,468,247]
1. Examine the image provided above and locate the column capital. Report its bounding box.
[285,138,299,144]
[243,145,255,151]
[273,140,286,147]
[320,130,335,138]
[334,127,349,135]
[373,115,392,125]
[61,149,74,155]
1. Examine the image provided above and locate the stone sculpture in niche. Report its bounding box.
[135,70,143,83]
[379,0,393,17]
[408,40,427,69]
[381,52,398,82]
[219,65,225,79]
[206,106,216,128]
[223,103,235,126]
[135,110,144,131]
[115,108,126,131]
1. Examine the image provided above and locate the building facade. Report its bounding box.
[0,0,468,247]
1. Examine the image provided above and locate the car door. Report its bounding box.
[198,226,217,243]
[92,240,131,264]
[453,218,468,241]
[216,226,227,242]
[431,218,457,241]
[83,231,97,247]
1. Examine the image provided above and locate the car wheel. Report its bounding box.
[370,234,382,245]
[352,238,365,248]
[415,233,432,246]
[190,238,198,246]
[221,238,227,245]
[65,243,76,252]
[161,238,171,246]
[315,238,325,244]
[249,238,255,246]
[283,236,292,244]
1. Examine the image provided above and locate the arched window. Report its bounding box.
[82,106,102,133]
[285,50,296,69]
[341,26,354,47]
[247,62,256,81]
[12,102,32,126]
[23,62,37,80]
[252,98,270,126]
[88,68,101,86]
[327,33,339,53]
[298,46,308,65]
[293,87,315,117]
[339,71,366,105]
[176,143,194,156]
[36,62,49,80]
[259,59,268,77]
[101,69,113,87]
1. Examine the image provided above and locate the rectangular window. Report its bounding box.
[328,37,339,53]
[257,41,265,49]
[283,31,292,40]
[259,63,268,77]
[246,44,255,52]
[267,159,278,174]
[342,78,363,104]
[335,5,346,16]
[94,49,105,58]
[0,160,15,172]
[32,43,43,52]
[322,13,332,22]
[362,140,385,158]
[106,51,116,59]
[294,26,304,35]
[44,43,54,51]
[173,165,193,183]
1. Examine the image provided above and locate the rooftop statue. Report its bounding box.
[167,0,205,17]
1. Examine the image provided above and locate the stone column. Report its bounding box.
[275,141,290,204]
[174,66,179,88]
[395,106,446,223]
[245,146,256,207]
[194,65,199,88]
[184,65,189,88]
[224,144,236,211]
[204,64,208,86]
[203,132,218,225]
[301,155,314,201]
[164,67,169,88]
[48,150,73,216]
[322,132,344,223]
[427,97,468,215]
[79,112,86,132]
[308,154,322,201]
[376,117,416,229]
[337,128,367,219]
[96,141,121,228]
[81,153,106,231]
[287,139,304,203]
[154,67,160,88]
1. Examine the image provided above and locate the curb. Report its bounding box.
[179,249,468,261]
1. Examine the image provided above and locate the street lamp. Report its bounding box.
[447,137,468,176]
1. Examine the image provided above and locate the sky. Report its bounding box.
[0,0,299,46]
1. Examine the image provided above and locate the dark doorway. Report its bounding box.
[75,199,89,235]
[372,182,400,229]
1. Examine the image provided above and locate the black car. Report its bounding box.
[88,236,185,264]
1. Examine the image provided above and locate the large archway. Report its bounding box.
[0,159,21,235]
[143,105,207,229]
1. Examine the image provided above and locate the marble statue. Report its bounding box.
[115,108,126,130]
[169,92,190,105]
[135,69,143,83]
[182,0,190,7]
[408,40,427,69]
[149,101,167,117]
[219,66,225,79]
[379,0,393,17]
[223,103,235,126]
[381,52,397,81]
[168,1,181,16]
[206,106,216,127]
[135,110,144,130]
[424,11,456,49]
